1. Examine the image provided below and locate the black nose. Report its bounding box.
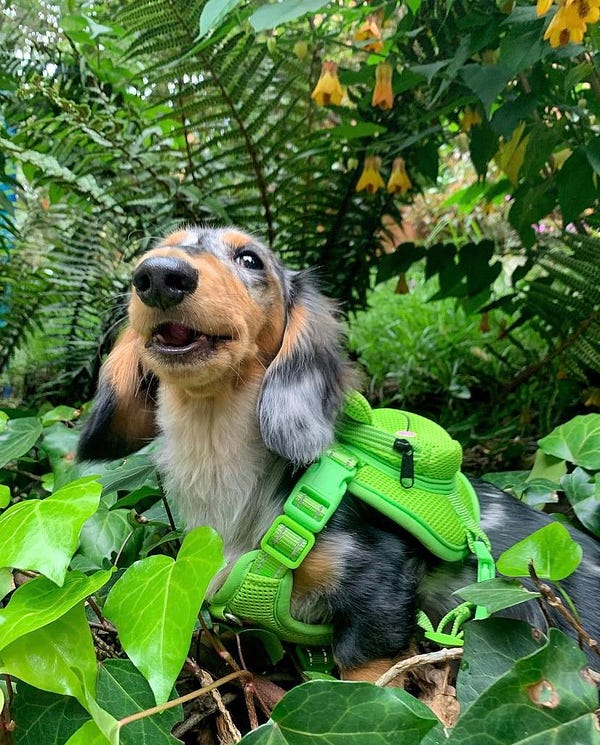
[132,257,198,310]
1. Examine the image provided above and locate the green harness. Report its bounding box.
[210,392,495,652]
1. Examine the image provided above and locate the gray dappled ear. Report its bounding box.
[258,270,353,466]
[77,327,158,461]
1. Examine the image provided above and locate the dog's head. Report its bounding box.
[78,227,353,465]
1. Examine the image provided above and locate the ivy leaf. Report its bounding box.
[71,504,139,573]
[99,450,158,498]
[446,629,599,744]
[0,603,97,705]
[0,484,10,509]
[239,680,438,745]
[0,568,13,602]
[11,683,89,745]
[64,720,113,745]
[39,422,81,489]
[97,659,183,745]
[250,0,329,32]
[453,577,541,614]
[0,570,111,650]
[104,526,225,704]
[560,467,600,538]
[496,523,583,580]
[556,149,597,224]
[0,476,101,585]
[0,416,42,468]
[457,618,544,710]
[41,406,80,426]
[538,414,600,470]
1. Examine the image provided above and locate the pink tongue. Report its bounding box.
[159,323,193,346]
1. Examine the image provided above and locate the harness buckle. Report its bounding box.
[472,538,495,620]
[261,515,315,569]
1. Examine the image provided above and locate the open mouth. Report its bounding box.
[149,322,231,357]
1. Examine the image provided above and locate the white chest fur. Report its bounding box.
[155,385,287,570]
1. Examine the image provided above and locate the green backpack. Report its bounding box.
[210,392,495,651]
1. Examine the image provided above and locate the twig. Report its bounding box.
[375,648,464,688]
[118,670,251,728]
[528,563,600,660]
[171,693,236,738]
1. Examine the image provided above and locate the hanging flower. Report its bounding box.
[310,61,344,106]
[537,0,600,45]
[354,14,384,52]
[372,62,394,110]
[460,106,483,132]
[356,156,385,194]
[386,157,412,195]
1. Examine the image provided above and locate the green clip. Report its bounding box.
[472,539,495,620]
[261,515,315,570]
[423,630,465,647]
[295,645,336,674]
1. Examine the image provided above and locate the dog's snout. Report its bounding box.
[132,257,198,310]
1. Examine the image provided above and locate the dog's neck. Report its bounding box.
[155,381,289,568]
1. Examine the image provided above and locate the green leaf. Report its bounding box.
[538,414,600,470]
[509,181,557,247]
[0,416,42,468]
[41,406,80,426]
[240,680,438,745]
[0,603,97,705]
[0,483,9,508]
[72,504,138,573]
[104,526,225,704]
[199,0,243,37]
[461,63,514,114]
[454,577,541,614]
[250,0,329,32]
[97,659,183,745]
[469,121,499,178]
[64,720,112,745]
[0,570,111,650]
[560,467,600,538]
[527,450,566,485]
[556,149,597,224]
[40,423,81,488]
[0,568,12,602]
[99,450,158,497]
[447,629,599,744]
[457,618,544,710]
[325,122,387,141]
[0,477,102,585]
[496,523,583,580]
[11,683,89,745]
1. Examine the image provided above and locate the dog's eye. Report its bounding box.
[235,249,264,271]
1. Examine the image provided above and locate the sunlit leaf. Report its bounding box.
[496,523,583,580]
[0,416,42,468]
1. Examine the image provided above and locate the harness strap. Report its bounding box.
[209,448,358,646]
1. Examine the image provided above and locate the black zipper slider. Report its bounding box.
[393,438,414,488]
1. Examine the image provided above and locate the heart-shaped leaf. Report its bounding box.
[0,416,42,468]
[496,522,583,580]
[11,683,89,745]
[453,577,541,614]
[64,720,113,745]
[240,680,438,745]
[560,467,600,538]
[104,525,225,703]
[447,629,599,744]
[97,659,183,745]
[0,476,102,585]
[0,569,112,650]
[0,484,10,509]
[538,414,600,470]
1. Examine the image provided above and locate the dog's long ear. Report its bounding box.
[258,270,354,466]
[77,327,158,461]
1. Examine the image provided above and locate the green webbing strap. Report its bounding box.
[209,448,357,645]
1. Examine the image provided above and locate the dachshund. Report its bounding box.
[78,226,600,682]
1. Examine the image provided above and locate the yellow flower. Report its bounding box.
[310,61,344,106]
[536,0,553,15]
[356,156,385,194]
[543,3,583,45]
[372,62,394,110]
[387,157,412,195]
[354,14,384,53]
[460,106,483,132]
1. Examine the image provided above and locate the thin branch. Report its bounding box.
[375,648,463,687]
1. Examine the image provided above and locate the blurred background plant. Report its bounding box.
[1,0,598,465]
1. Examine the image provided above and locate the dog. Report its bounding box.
[78,226,600,682]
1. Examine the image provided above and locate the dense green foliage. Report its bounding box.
[1,0,599,404]
[1,0,600,743]
[0,405,598,743]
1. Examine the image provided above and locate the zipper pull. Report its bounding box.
[393,438,414,488]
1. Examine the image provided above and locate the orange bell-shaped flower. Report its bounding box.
[354,14,384,52]
[310,60,344,106]
[387,157,412,195]
[356,155,386,194]
[372,62,394,110]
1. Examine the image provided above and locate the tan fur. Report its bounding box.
[221,229,252,248]
[341,659,398,683]
[162,229,192,246]
[292,540,342,596]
